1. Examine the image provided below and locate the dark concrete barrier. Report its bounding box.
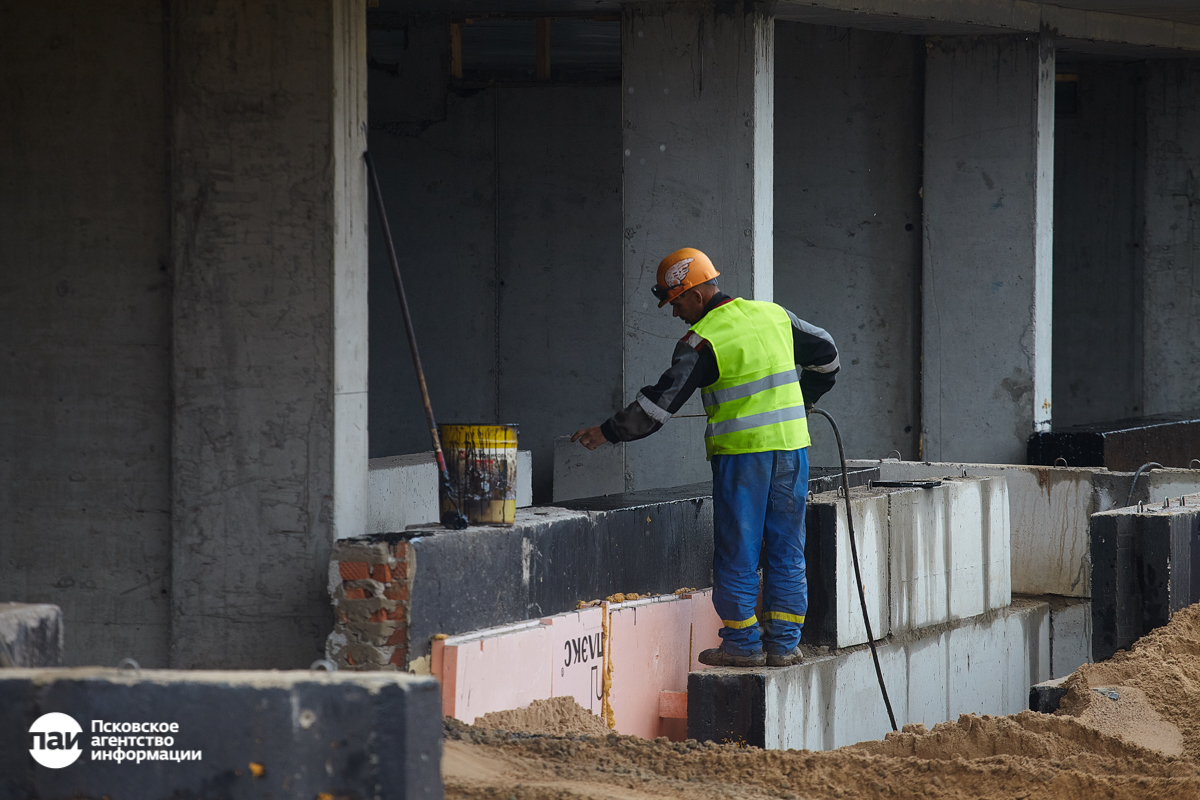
[0,604,63,668]
[0,668,441,800]
[329,470,878,670]
[1028,412,1200,471]
[1090,499,1200,662]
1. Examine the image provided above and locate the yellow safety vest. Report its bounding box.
[689,299,811,458]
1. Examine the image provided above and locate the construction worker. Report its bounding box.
[571,248,839,667]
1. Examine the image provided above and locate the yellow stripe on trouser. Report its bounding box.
[765,611,805,624]
[722,615,758,629]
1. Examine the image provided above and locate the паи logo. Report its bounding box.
[29,712,82,768]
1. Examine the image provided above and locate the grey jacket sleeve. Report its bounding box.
[600,332,715,443]
[785,309,840,405]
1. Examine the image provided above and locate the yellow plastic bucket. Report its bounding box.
[438,424,518,526]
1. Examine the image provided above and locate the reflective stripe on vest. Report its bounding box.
[701,368,799,409]
[689,299,811,458]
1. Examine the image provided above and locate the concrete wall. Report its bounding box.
[1052,63,1144,427]
[774,23,924,465]
[169,0,368,668]
[0,2,172,667]
[366,24,623,503]
[620,2,774,491]
[1142,60,1200,416]
[922,34,1055,464]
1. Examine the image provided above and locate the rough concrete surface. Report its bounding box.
[689,599,1050,750]
[1052,61,1144,427]
[1091,496,1199,662]
[0,604,63,668]
[0,668,441,800]
[1049,597,1092,679]
[621,1,774,492]
[774,23,924,466]
[553,436,626,502]
[856,459,1200,598]
[922,33,1055,464]
[169,0,368,668]
[0,1,172,667]
[1142,60,1200,417]
[805,477,1010,648]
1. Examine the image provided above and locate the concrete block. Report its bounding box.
[369,454,439,533]
[688,600,1050,750]
[1028,414,1200,471]
[887,477,1010,637]
[1029,676,1069,714]
[1091,497,1199,662]
[0,669,441,800]
[367,450,533,533]
[856,459,1200,599]
[0,604,63,668]
[335,484,717,667]
[1050,598,1092,679]
[807,476,1007,648]
[553,436,625,502]
[803,488,890,649]
[854,461,1100,597]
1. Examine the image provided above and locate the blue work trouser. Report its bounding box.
[710,448,809,656]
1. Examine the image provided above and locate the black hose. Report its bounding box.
[1125,462,1164,509]
[809,407,899,732]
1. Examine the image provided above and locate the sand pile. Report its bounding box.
[444,604,1200,800]
[472,696,612,737]
[1057,603,1200,758]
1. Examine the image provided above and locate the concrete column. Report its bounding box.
[621,1,774,490]
[170,0,368,668]
[1142,60,1200,416]
[922,34,1055,463]
[0,3,172,667]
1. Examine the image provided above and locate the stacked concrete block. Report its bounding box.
[1091,496,1199,662]
[850,459,1200,598]
[0,668,441,799]
[804,490,891,648]
[1028,415,1200,471]
[326,537,413,671]
[329,488,718,670]
[1049,598,1092,679]
[804,476,1010,648]
[0,604,63,668]
[689,600,1050,750]
[889,477,1011,634]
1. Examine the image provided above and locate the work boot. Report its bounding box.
[698,647,766,668]
[766,647,804,667]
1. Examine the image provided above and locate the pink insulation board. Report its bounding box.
[433,591,722,739]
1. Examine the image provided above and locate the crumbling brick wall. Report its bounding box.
[326,538,413,670]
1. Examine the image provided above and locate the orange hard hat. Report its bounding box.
[652,248,720,308]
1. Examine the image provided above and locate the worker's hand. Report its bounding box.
[571,426,608,451]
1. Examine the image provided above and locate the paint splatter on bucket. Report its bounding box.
[438,424,518,525]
